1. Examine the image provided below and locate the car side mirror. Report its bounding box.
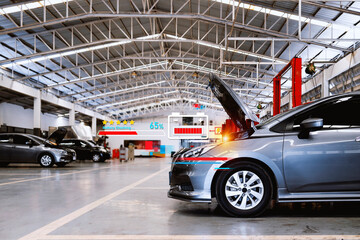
[26,140,34,147]
[298,118,323,139]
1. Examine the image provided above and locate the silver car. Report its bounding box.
[0,128,76,167]
[168,73,360,217]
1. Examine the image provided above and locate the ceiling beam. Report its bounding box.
[0,12,350,52]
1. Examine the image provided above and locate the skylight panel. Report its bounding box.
[0,0,73,15]
[97,90,179,109]
[213,0,351,31]
[1,34,159,68]
[77,81,167,102]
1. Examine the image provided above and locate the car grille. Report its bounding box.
[180,183,194,191]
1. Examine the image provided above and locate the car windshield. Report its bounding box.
[86,140,96,147]
[30,135,56,146]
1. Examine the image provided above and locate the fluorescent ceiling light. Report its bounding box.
[2,34,160,68]
[0,0,73,15]
[96,90,179,109]
[213,0,351,31]
[77,80,167,102]
[174,61,238,78]
[186,81,208,87]
[166,34,284,62]
[181,90,194,95]
[111,98,182,115]
[47,61,167,88]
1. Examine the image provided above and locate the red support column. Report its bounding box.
[291,58,302,108]
[273,77,281,116]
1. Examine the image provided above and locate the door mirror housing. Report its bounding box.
[26,140,34,147]
[300,118,323,130]
[298,118,323,139]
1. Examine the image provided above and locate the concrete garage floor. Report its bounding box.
[0,158,360,240]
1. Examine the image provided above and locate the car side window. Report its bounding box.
[0,135,12,144]
[289,96,360,131]
[13,135,30,145]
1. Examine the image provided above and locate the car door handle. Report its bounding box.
[356,137,360,142]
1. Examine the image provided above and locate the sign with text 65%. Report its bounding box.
[150,122,164,130]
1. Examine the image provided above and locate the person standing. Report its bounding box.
[119,144,126,162]
[128,143,135,161]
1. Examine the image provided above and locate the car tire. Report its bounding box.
[56,163,67,167]
[215,162,272,217]
[0,162,9,167]
[39,153,55,168]
[92,154,101,162]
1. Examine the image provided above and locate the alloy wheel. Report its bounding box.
[93,154,100,162]
[40,155,53,167]
[225,170,264,210]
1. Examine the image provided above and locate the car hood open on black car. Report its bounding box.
[208,73,260,139]
[47,127,67,145]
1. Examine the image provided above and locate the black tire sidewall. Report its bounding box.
[216,162,272,217]
[39,153,55,167]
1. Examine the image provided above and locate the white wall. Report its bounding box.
[0,102,72,131]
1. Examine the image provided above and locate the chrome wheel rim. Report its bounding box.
[93,154,100,162]
[40,155,52,166]
[225,170,264,210]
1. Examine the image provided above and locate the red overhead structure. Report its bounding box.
[273,57,302,116]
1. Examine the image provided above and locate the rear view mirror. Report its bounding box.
[298,118,323,139]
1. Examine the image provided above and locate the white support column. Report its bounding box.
[92,116,97,136]
[321,71,329,98]
[0,103,3,126]
[69,105,75,126]
[34,94,41,134]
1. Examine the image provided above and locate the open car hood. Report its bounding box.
[208,73,260,138]
[47,127,67,145]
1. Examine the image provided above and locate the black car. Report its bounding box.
[59,139,111,162]
[0,131,76,167]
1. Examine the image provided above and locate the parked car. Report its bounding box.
[59,139,110,162]
[0,130,76,167]
[168,73,360,217]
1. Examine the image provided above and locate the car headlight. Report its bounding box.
[59,150,68,155]
[182,144,218,158]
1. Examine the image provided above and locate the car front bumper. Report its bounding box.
[55,151,76,163]
[168,187,211,203]
[168,160,219,203]
[59,154,76,163]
